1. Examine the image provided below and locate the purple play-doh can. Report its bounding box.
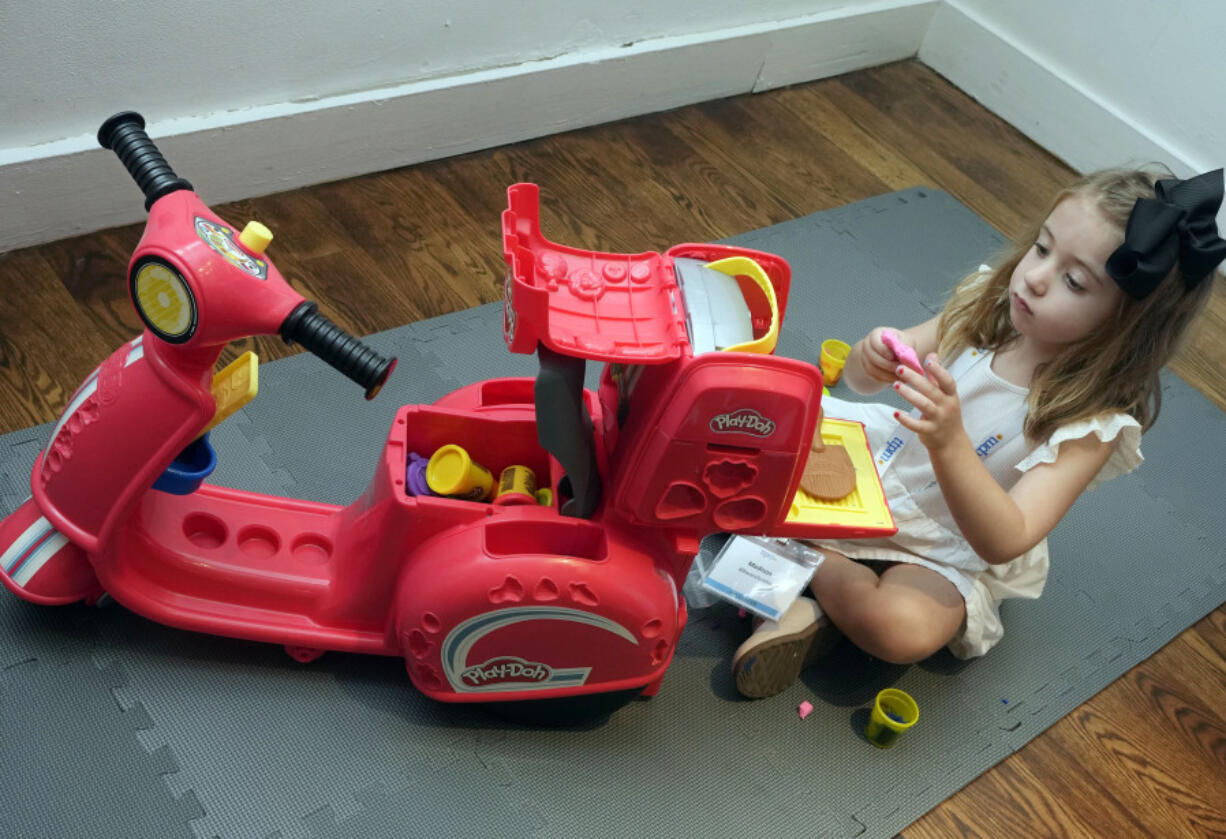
[406,453,437,496]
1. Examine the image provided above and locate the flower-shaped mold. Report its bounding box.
[703,458,758,498]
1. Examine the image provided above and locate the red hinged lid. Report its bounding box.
[501,183,689,363]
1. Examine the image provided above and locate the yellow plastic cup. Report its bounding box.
[865,688,919,748]
[426,445,494,501]
[820,339,851,386]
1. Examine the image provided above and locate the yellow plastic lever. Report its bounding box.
[704,256,780,354]
[201,351,259,437]
[238,221,273,255]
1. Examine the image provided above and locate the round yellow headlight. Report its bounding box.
[132,259,196,341]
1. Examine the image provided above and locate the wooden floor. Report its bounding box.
[2,60,1224,835]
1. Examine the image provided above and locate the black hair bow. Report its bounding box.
[1106,168,1226,299]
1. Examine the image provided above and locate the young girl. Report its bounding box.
[732,167,1226,699]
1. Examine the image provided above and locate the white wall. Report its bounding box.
[5,0,1225,253]
[0,0,936,251]
[2,0,877,149]
[921,0,1226,177]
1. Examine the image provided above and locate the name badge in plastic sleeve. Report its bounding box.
[700,535,824,620]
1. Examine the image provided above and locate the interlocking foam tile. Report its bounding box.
[0,656,203,838]
[90,608,516,839]
[299,774,544,839]
[1,188,1224,838]
[0,426,47,516]
[1128,369,1226,540]
[0,426,107,670]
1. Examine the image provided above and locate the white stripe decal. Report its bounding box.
[2,515,52,574]
[12,531,70,587]
[46,338,147,454]
[47,379,99,451]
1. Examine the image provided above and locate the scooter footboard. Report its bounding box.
[393,517,683,703]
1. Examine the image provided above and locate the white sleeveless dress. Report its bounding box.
[812,343,1143,658]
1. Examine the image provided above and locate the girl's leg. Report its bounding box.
[811,549,965,664]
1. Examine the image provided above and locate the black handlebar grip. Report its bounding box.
[97,111,193,210]
[281,302,396,400]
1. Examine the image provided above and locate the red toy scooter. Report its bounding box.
[0,113,895,718]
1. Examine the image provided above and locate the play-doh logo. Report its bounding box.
[461,656,552,687]
[441,606,638,693]
[709,408,776,438]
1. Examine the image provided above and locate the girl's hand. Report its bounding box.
[892,355,966,452]
[858,326,916,385]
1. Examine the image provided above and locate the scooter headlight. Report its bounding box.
[131,257,197,342]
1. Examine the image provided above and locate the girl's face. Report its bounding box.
[1009,194,1124,357]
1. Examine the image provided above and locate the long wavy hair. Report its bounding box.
[937,167,1219,442]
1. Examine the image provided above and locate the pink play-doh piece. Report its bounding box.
[881,329,924,374]
[798,700,814,720]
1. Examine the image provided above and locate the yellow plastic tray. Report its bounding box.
[777,417,896,539]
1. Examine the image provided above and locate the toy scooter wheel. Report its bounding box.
[482,688,643,727]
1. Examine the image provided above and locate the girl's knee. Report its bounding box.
[848,599,959,664]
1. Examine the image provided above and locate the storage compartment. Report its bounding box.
[399,406,555,504]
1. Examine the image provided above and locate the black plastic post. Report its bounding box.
[535,344,602,518]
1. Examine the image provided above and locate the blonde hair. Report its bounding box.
[937,167,1219,442]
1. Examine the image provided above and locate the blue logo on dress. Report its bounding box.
[877,435,905,464]
[975,434,1004,458]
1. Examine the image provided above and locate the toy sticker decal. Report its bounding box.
[709,408,776,437]
[460,656,551,688]
[0,507,70,588]
[442,607,638,692]
[195,218,268,279]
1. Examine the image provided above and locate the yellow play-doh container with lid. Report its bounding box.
[425,445,494,501]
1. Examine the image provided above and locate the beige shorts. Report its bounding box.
[842,555,1004,659]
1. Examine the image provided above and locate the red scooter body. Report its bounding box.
[36,190,303,551]
[1,185,306,606]
[0,116,894,713]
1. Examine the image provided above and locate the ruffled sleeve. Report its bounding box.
[1015,413,1143,490]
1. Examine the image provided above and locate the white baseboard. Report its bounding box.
[1,0,936,253]
[919,1,1199,177]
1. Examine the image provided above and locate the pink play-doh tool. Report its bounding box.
[881,329,924,375]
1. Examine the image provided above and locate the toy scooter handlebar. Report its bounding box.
[98,112,194,210]
[281,302,396,400]
[97,111,395,399]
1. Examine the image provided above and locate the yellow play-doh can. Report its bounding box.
[820,339,852,386]
[493,465,537,506]
[426,445,494,501]
[864,688,919,748]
